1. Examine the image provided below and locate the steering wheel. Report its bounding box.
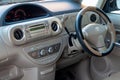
[75,6,116,57]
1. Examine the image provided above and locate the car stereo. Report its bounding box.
[6,17,62,45]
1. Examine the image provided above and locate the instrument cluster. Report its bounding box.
[5,8,28,22]
[5,4,48,23]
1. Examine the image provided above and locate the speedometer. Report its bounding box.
[5,4,48,24]
[5,9,27,22]
[14,9,26,21]
[5,11,15,22]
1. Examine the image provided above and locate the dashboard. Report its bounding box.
[0,1,101,80]
[0,0,81,68]
[0,0,101,68]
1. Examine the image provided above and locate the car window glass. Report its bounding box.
[116,0,120,9]
[81,0,98,7]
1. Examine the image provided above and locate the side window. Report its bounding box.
[116,0,120,9]
[103,0,118,13]
[81,0,98,7]
[81,0,104,8]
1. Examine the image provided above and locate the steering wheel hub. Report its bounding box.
[83,23,107,47]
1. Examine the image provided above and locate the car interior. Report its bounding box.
[0,0,120,80]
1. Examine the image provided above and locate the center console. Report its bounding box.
[0,16,68,80]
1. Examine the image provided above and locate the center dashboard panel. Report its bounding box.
[6,17,62,45]
[2,16,66,65]
[0,2,66,66]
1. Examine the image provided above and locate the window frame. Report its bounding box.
[103,0,119,13]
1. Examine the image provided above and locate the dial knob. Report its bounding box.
[39,49,46,56]
[48,47,54,53]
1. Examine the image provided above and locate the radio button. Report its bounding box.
[48,47,54,53]
[28,51,39,59]
[39,49,46,56]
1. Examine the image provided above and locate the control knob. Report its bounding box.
[48,47,54,53]
[39,49,46,56]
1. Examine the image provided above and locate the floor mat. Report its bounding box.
[55,70,75,80]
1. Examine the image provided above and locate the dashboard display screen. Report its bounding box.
[30,25,46,31]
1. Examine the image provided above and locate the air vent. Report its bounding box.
[90,14,97,22]
[14,29,23,40]
[51,21,58,31]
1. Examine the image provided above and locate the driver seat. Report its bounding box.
[104,72,120,80]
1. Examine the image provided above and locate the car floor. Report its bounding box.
[55,57,93,80]
[55,64,77,80]
[55,69,75,80]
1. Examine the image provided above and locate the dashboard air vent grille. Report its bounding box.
[14,29,23,40]
[51,21,58,31]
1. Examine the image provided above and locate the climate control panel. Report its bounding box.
[28,43,60,59]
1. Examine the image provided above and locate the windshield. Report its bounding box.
[0,0,41,4]
[0,0,75,5]
[81,0,98,7]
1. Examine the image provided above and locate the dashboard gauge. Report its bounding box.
[5,4,48,23]
[14,9,26,21]
[5,11,15,22]
[5,9,27,22]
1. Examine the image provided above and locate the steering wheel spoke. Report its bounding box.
[97,46,107,54]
